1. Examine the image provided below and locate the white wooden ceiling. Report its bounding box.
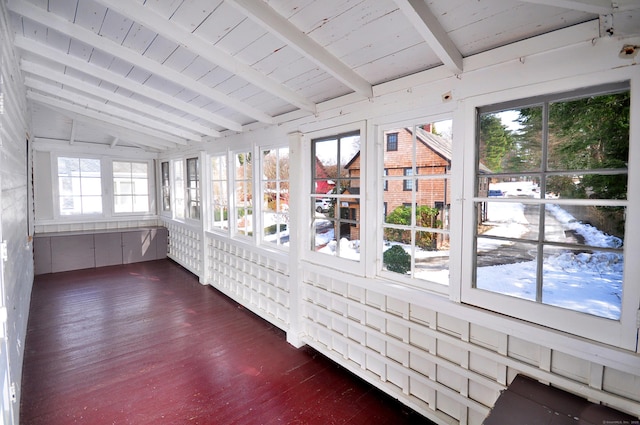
[8,0,640,152]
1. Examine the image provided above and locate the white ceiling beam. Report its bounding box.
[21,60,221,138]
[24,77,200,142]
[26,91,186,147]
[14,36,241,132]
[24,66,217,138]
[95,0,317,114]
[518,0,615,15]
[226,0,373,99]
[392,0,463,74]
[8,0,255,128]
[110,136,119,149]
[69,119,76,145]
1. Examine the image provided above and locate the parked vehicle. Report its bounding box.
[315,198,331,212]
[488,189,504,197]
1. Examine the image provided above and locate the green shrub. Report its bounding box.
[383,245,411,274]
[384,205,441,250]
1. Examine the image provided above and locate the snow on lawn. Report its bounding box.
[312,202,623,320]
[477,203,623,320]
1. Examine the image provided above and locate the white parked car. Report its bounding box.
[315,198,331,212]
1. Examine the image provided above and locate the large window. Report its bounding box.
[473,83,629,321]
[57,157,102,215]
[161,161,170,212]
[234,152,253,236]
[381,122,452,285]
[113,161,149,213]
[173,160,185,219]
[311,131,361,261]
[186,157,200,220]
[261,147,290,247]
[210,154,228,231]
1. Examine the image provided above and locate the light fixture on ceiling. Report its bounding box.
[618,44,638,59]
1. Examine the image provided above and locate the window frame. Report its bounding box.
[186,157,200,220]
[377,119,454,293]
[304,122,366,275]
[209,153,229,234]
[460,78,639,350]
[259,145,290,250]
[231,149,254,240]
[52,154,155,221]
[160,161,171,214]
[112,160,151,215]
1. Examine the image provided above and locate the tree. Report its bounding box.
[479,114,515,172]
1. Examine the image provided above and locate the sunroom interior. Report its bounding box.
[1,0,640,424]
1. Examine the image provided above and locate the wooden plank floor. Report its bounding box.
[21,259,435,425]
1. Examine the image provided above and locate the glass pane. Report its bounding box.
[313,139,337,194]
[263,213,288,246]
[475,238,538,301]
[546,172,627,201]
[58,157,78,175]
[415,177,451,211]
[263,182,277,213]
[313,218,334,252]
[80,158,101,174]
[114,196,132,213]
[547,91,629,172]
[82,177,102,196]
[414,230,449,285]
[115,181,132,195]
[541,246,622,319]
[133,196,148,213]
[58,177,75,195]
[60,196,80,215]
[544,204,624,248]
[82,195,102,214]
[340,135,360,169]
[479,108,542,173]
[132,178,148,195]
[113,161,130,175]
[476,202,540,241]
[383,244,410,276]
[131,162,147,175]
[479,178,541,198]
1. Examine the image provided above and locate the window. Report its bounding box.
[473,83,629,321]
[381,121,452,286]
[113,161,149,213]
[186,157,200,220]
[386,132,398,151]
[312,131,361,261]
[57,157,102,215]
[161,161,170,212]
[261,147,290,247]
[234,152,253,236]
[173,160,185,219]
[210,154,228,231]
[403,168,413,191]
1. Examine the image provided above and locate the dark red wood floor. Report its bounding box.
[21,259,434,425]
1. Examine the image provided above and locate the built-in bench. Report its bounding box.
[33,227,168,275]
[484,374,638,424]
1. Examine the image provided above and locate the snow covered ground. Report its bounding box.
[307,200,623,320]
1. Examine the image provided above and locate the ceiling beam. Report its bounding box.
[392,0,463,74]
[69,119,76,145]
[26,91,186,147]
[21,60,221,138]
[518,0,615,15]
[226,0,373,99]
[14,36,241,132]
[110,136,119,149]
[8,0,258,128]
[94,0,317,114]
[24,77,200,142]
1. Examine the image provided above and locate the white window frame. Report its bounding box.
[52,153,155,221]
[459,70,640,350]
[303,121,366,275]
[230,149,255,240]
[259,144,290,250]
[208,152,229,234]
[375,116,455,295]
[112,160,151,215]
[160,160,171,215]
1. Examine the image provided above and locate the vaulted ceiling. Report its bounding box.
[7,0,640,152]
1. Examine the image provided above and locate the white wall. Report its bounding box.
[0,1,34,423]
[162,23,640,425]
